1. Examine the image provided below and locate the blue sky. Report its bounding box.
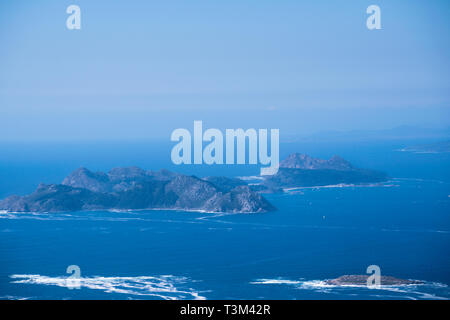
[1,0,449,140]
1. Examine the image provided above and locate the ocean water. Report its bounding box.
[0,140,449,300]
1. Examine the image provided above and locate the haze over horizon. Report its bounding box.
[1,0,449,140]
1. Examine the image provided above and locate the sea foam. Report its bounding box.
[10,274,206,300]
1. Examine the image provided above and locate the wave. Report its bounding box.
[380,228,450,234]
[0,295,31,300]
[395,149,445,154]
[392,177,447,184]
[0,212,206,225]
[250,277,449,300]
[237,175,265,181]
[10,274,206,300]
[283,181,399,192]
[250,279,303,285]
[0,206,233,216]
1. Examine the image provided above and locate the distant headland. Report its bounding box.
[399,140,450,154]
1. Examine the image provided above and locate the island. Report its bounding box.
[0,167,275,213]
[261,153,388,190]
[325,275,423,286]
[0,153,389,213]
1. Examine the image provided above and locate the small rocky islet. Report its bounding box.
[325,275,423,286]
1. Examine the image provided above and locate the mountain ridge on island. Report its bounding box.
[261,153,388,190]
[279,153,354,170]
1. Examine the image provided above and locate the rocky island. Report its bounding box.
[326,275,423,286]
[0,167,275,213]
[261,153,388,190]
[0,154,388,213]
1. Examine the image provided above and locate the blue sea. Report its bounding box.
[0,140,449,300]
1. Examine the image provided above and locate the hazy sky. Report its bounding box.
[1,0,449,140]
